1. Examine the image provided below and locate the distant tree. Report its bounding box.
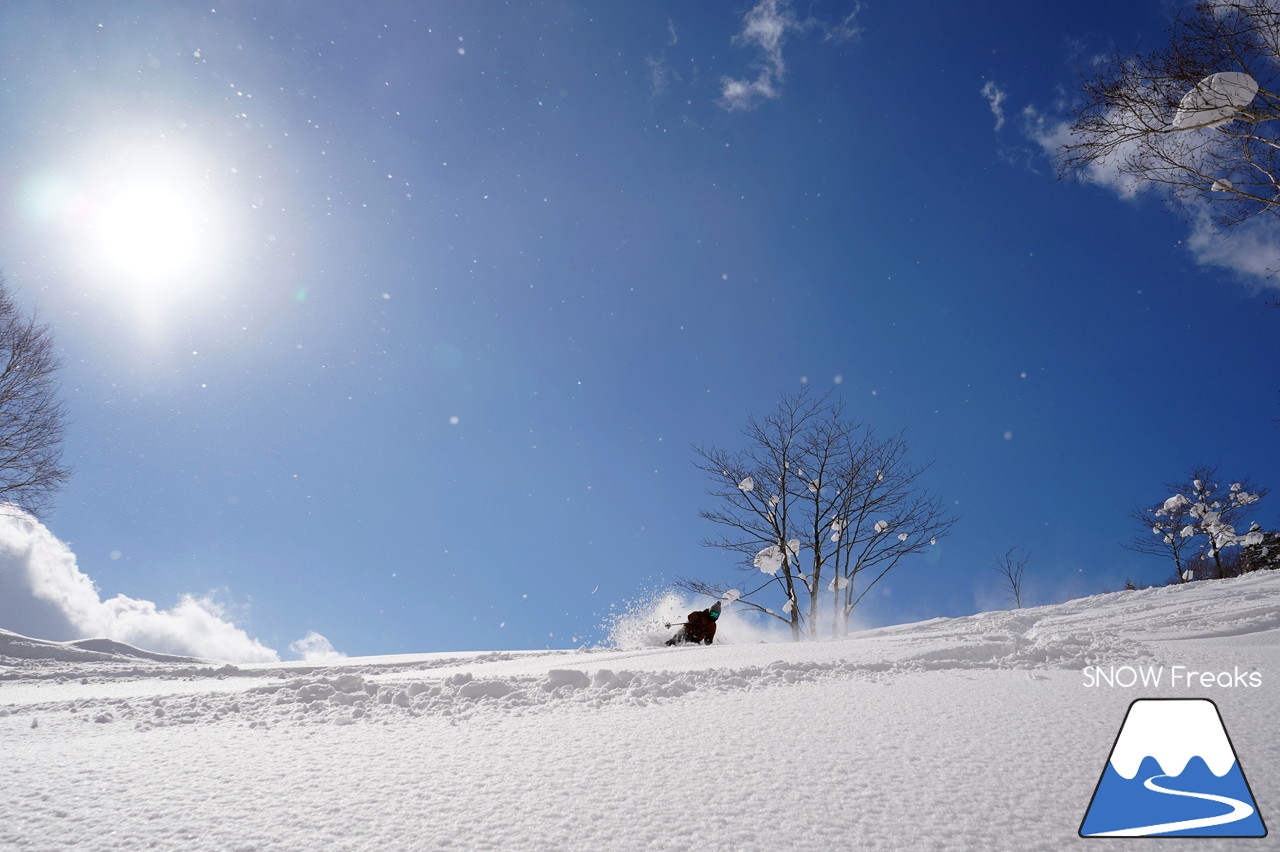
[1239,530,1280,572]
[992,547,1029,608]
[679,387,957,640]
[1129,465,1267,583]
[0,279,69,517]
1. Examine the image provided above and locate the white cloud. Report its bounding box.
[1022,104,1142,198]
[719,75,775,112]
[718,0,862,112]
[826,7,865,42]
[719,0,791,111]
[1185,207,1280,282]
[0,506,333,663]
[1022,105,1280,285]
[981,81,1008,131]
[646,56,672,99]
[290,631,347,662]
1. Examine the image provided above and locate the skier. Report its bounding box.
[665,601,721,646]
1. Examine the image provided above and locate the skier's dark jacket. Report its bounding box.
[666,602,720,646]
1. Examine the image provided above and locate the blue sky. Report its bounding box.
[0,1,1277,659]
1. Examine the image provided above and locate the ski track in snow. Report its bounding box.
[2,572,1277,851]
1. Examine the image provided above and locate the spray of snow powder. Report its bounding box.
[598,585,791,649]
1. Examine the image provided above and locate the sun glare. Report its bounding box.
[59,140,231,318]
[93,182,202,282]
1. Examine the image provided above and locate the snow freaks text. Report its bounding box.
[1082,665,1262,689]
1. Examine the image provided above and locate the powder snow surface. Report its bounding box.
[3,574,1278,851]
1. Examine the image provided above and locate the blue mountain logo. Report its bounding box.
[1080,698,1266,838]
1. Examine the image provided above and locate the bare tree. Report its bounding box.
[1058,2,1280,232]
[992,547,1030,609]
[0,279,69,517]
[683,387,846,641]
[824,431,957,636]
[679,387,957,640]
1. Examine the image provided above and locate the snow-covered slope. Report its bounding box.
[2,573,1277,850]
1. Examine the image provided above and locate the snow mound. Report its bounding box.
[0,628,203,665]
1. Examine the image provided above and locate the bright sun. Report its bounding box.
[67,142,229,315]
[92,181,203,282]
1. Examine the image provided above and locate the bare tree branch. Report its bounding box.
[992,547,1029,609]
[1059,2,1280,231]
[0,279,69,518]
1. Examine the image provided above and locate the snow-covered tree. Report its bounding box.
[1124,486,1199,580]
[1187,483,1266,578]
[680,387,956,639]
[1130,466,1268,582]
